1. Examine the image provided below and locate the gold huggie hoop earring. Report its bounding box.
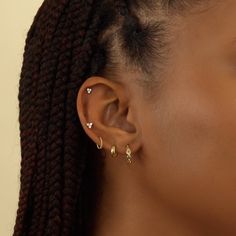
[111,145,118,157]
[97,137,103,149]
[126,144,132,164]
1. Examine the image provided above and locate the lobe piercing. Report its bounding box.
[125,144,132,164]
[97,137,103,149]
[111,145,118,157]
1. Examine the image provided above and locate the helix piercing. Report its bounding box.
[97,137,103,149]
[86,122,93,129]
[86,87,92,94]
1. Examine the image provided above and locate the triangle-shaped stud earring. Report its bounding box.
[86,122,93,129]
[86,88,92,94]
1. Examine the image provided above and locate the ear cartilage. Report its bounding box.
[86,87,92,94]
[86,122,93,129]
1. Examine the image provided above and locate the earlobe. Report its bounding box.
[76,76,142,156]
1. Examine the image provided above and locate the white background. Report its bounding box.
[0,1,44,235]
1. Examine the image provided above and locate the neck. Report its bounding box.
[92,160,205,236]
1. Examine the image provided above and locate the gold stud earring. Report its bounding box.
[97,137,103,149]
[86,122,93,129]
[111,145,118,157]
[86,87,92,94]
[125,144,132,164]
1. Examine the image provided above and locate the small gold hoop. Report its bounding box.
[96,137,103,149]
[111,145,118,157]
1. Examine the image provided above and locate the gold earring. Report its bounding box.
[86,122,93,129]
[125,144,132,164]
[86,87,92,94]
[111,145,118,157]
[97,137,103,149]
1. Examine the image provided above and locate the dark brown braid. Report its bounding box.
[13,0,208,235]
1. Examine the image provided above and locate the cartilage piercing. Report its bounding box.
[86,122,93,129]
[86,87,92,94]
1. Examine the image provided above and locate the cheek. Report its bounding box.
[141,79,236,230]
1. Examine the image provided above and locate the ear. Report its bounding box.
[76,76,142,156]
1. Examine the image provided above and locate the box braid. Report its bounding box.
[13,0,208,235]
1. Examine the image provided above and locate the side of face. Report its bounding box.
[138,0,236,233]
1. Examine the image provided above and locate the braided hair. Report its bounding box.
[13,0,207,235]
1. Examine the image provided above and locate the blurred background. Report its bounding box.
[0,1,44,235]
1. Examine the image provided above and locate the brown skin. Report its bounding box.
[77,1,236,235]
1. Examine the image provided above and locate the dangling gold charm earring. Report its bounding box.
[110,145,118,157]
[97,137,103,149]
[125,144,132,164]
